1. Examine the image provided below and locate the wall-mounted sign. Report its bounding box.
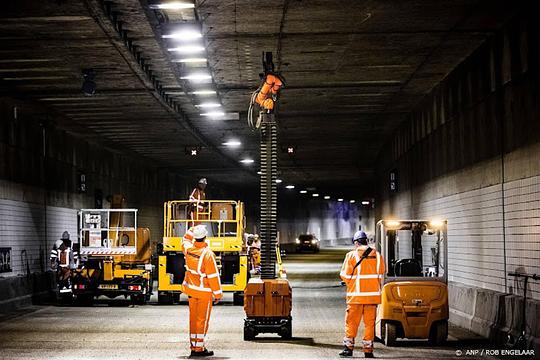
[390,169,399,193]
[78,172,86,193]
[0,247,12,273]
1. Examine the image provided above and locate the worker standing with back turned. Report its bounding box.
[339,231,385,358]
[182,225,223,357]
[189,178,207,227]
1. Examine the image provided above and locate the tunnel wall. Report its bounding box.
[376,14,540,347]
[0,97,191,310]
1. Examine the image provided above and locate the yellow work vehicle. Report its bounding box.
[157,200,248,305]
[72,207,153,304]
[375,219,449,346]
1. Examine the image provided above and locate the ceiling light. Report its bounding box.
[172,58,207,63]
[168,45,205,53]
[222,140,241,147]
[361,201,370,205]
[240,159,254,164]
[275,179,282,184]
[300,190,307,194]
[312,193,319,197]
[337,198,344,202]
[257,171,262,175]
[350,200,356,204]
[200,111,225,118]
[324,196,330,200]
[162,30,202,40]
[181,73,212,82]
[149,2,195,10]
[191,90,216,95]
[286,185,295,189]
[196,103,221,108]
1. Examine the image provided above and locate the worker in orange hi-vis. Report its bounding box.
[189,178,207,227]
[182,225,222,357]
[339,231,385,358]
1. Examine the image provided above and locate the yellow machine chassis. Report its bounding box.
[158,200,248,299]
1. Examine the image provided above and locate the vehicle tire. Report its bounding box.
[429,320,448,345]
[243,324,256,341]
[158,291,173,305]
[279,321,292,339]
[131,294,145,305]
[75,294,93,306]
[384,322,398,347]
[172,292,180,304]
[233,292,244,306]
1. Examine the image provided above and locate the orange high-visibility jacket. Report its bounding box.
[189,188,206,211]
[182,239,222,300]
[340,246,385,304]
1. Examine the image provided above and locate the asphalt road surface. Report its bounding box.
[0,248,492,359]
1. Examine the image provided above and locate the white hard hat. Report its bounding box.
[192,225,208,240]
[198,178,207,185]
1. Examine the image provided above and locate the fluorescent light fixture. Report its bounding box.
[350,200,356,203]
[275,179,282,184]
[200,111,225,118]
[162,30,202,40]
[172,58,207,63]
[196,103,221,108]
[324,196,330,200]
[240,159,254,164]
[361,200,370,205]
[286,185,295,189]
[191,90,216,95]
[168,45,205,53]
[312,193,319,197]
[149,2,194,10]
[337,198,344,202]
[300,190,307,194]
[222,140,241,147]
[181,73,212,81]
[257,171,262,175]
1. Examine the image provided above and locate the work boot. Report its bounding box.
[364,352,374,358]
[190,349,214,357]
[339,347,353,357]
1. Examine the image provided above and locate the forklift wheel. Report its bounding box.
[243,325,256,341]
[429,320,448,346]
[279,321,292,339]
[233,292,244,306]
[384,322,397,347]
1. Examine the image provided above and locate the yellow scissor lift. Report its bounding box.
[157,200,248,305]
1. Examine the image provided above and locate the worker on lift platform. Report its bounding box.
[189,178,207,227]
[339,231,385,358]
[182,225,223,357]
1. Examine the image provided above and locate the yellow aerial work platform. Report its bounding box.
[157,200,248,305]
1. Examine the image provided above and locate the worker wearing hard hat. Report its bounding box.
[189,178,207,227]
[50,231,78,293]
[182,225,223,357]
[339,231,385,358]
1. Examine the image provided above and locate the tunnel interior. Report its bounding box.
[0,1,539,359]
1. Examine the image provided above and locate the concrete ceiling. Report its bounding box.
[0,0,518,197]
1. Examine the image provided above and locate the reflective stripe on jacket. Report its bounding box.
[340,246,385,304]
[182,240,222,300]
[189,188,206,211]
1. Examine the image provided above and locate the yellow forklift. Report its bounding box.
[157,200,248,305]
[375,219,449,346]
[72,204,153,305]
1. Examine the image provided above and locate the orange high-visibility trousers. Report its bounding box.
[344,304,377,353]
[188,297,213,352]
